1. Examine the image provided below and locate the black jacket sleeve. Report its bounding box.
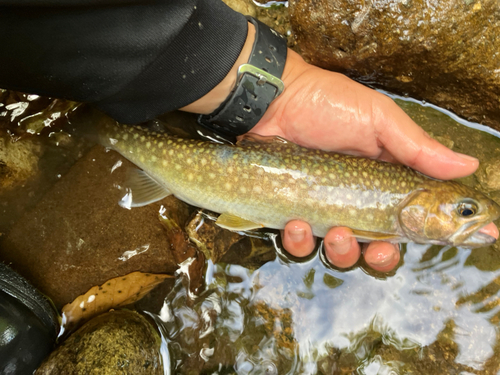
[0,0,248,123]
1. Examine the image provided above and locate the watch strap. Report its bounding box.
[198,17,287,138]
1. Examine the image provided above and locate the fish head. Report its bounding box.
[399,181,500,247]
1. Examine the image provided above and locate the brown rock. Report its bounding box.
[36,310,163,375]
[1,145,199,308]
[289,0,500,130]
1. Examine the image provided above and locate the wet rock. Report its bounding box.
[289,0,500,130]
[0,135,42,191]
[221,0,257,18]
[36,310,163,375]
[1,145,202,308]
[475,157,500,193]
[186,209,276,267]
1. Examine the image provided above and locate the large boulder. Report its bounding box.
[289,0,500,130]
[0,145,203,309]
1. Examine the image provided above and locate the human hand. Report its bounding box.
[252,49,487,271]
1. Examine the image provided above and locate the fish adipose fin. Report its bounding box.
[216,213,264,231]
[351,229,402,242]
[120,168,171,209]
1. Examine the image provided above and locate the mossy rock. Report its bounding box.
[36,310,164,374]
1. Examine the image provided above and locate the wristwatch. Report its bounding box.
[198,17,287,138]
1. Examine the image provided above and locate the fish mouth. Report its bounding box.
[459,223,498,248]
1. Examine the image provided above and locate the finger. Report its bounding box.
[362,241,401,272]
[282,220,316,257]
[478,222,499,239]
[374,95,479,180]
[324,227,361,268]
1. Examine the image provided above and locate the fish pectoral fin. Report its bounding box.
[237,133,289,147]
[215,213,264,231]
[351,229,401,242]
[120,168,171,208]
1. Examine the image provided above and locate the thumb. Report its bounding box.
[374,98,478,180]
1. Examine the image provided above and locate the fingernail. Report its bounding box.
[370,252,394,266]
[454,152,478,162]
[329,237,351,255]
[288,228,305,243]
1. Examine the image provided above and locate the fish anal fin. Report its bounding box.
[351,229,401,242]
[216,213,263,231]
[120,168,171,209]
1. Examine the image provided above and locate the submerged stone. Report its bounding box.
[36,310,163,375]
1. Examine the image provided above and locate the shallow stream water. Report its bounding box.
[1,93,500,374]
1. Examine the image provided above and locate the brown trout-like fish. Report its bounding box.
[101,123,500,248]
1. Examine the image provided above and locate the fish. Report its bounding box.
[99,122,500,248]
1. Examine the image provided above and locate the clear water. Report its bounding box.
[2,92,500,373]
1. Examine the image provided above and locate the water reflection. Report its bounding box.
[155,240,500,373]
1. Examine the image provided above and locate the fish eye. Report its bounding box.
[458,202,478,217]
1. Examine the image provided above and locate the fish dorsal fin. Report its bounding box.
[119,168,171,209]
[216,213,263,231]
[236,133,289,147]
[351,229,402,242]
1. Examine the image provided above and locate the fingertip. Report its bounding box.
[324,227,361,268]
[363,242,400,272]
[282,220,316,257]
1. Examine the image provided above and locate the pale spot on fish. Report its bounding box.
[313,185,320,191]
[346,194,352,200]
[188,173,194,181]
[225,183,232,190]
[162,160,168,167]
[401,181,406,187]
[234,177,239,182]
[167,140,173,145]
[133,133,139,139]
[253,186,262,193]
[362,171,368,178]
[209,173,215,179]
[228,167,234,173]
[140,155,145,162]
[162,149,166,155]
[151,155,157,162]
[240,187,246,193]
[315,170,322,176]
[367,213,374,220]
[187,158,192,165]
[349,209,356,216]
[345,172,350,178]
[168,150,174,156]
[374,180,380,187]
[197,175,203,182]
[140,136,145,142]
[201,158,207,166]
[272,181,279,187]
[122,133,129,140]
[175,164,181,170]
